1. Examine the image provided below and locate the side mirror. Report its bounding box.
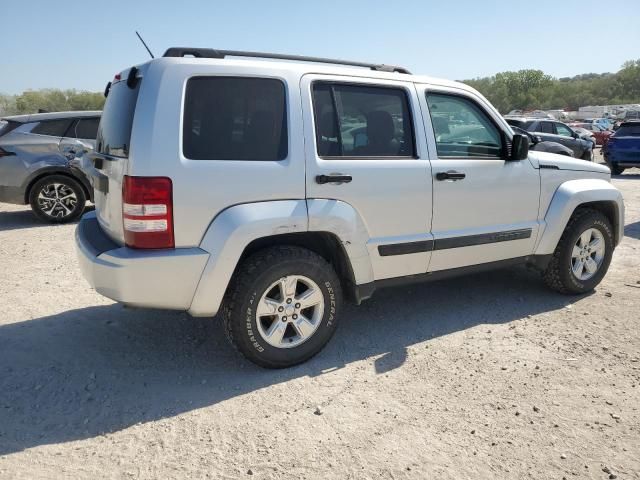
[533,135,543,144]
[510,133,529,160]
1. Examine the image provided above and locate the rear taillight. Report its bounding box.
[122,176,174,249]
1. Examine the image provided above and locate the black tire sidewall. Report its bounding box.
[558,214,614,293]
[232,256,340,367]
[29,175,86,223]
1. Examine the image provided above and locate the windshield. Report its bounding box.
[96,78,140,157]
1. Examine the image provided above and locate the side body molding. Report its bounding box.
[189,201,308,317]
[534,179,624,255]
[188,199,375,317]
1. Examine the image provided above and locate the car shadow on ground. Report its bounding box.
[625,220,640,240]
[0,206,94,232]
[0,266,586,456]
[0,209,48,232]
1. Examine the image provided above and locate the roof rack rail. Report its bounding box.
[162,47,411,74]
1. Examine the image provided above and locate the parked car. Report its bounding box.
[510,126,575,156]
[569,122,612,146]
[75,48,623,368]
[603,120,640,175]
[571,126,597,147]
[505,117,594,160]
[0,111,100,222]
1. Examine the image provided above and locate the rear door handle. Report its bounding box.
[436,170,466,181]
[316,174,352,184]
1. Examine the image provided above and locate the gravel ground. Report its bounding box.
[1,159,639,479]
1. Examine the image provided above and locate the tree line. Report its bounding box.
[0,89,105,116]
[1,60,639,117]
[463,60,640,114]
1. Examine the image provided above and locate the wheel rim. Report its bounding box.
[37,183,78,218]
[571,228,605,281]
[255,275,324,349]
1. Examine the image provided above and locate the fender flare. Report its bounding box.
[534,178,624,255]
[188,199,374,317]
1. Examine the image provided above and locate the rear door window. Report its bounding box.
[183,77,287,161]
[96,80,140,157]
[71,117,100,140]
[31,119,73,137]
[311,82,415,158]
[538,122,554,134]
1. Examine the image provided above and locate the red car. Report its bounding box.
[569,122,613,146]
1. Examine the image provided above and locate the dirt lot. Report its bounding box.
[1,161,639,479]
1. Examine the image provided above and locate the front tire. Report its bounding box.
[29,174,87,223]
[581,149,593,161]
[222,246,342,368]
[543,209,614,294]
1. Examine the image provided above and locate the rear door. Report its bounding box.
[301,74,432,280]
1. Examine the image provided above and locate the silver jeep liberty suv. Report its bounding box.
[75,48,624,368]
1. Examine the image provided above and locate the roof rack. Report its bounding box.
[162,47,411,74]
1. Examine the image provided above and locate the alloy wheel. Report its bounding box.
[571,227,606,281]
[255,275,325,349]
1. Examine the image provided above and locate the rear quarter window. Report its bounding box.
[96,80,140,157]
[182,77,287,161]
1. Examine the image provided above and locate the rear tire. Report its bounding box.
[222,246,342,368]
[543,209,614,294]
[29,174,87,223]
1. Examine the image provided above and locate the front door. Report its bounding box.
[417,86,541,272]
[300,74,433,280]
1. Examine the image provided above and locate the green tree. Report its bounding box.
[463,60,640,113]
[2,89,105,116]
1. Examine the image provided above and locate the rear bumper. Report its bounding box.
[75,211,209,310]
[0,185,25,204]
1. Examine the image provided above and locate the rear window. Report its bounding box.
[183,77,287,161]
[615,124,640,136]
[31,119,73,137]
[96,80,140,157]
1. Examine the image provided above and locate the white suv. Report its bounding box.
[76,48,624,368]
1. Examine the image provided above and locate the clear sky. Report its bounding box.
[2,0,639,94]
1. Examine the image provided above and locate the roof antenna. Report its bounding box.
[135,31,155,59]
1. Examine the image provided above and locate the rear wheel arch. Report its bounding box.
[239,231,358,301]
[24,169,91,204]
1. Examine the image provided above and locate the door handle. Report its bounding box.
[316,174,352,184]
[436,170,466,181]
